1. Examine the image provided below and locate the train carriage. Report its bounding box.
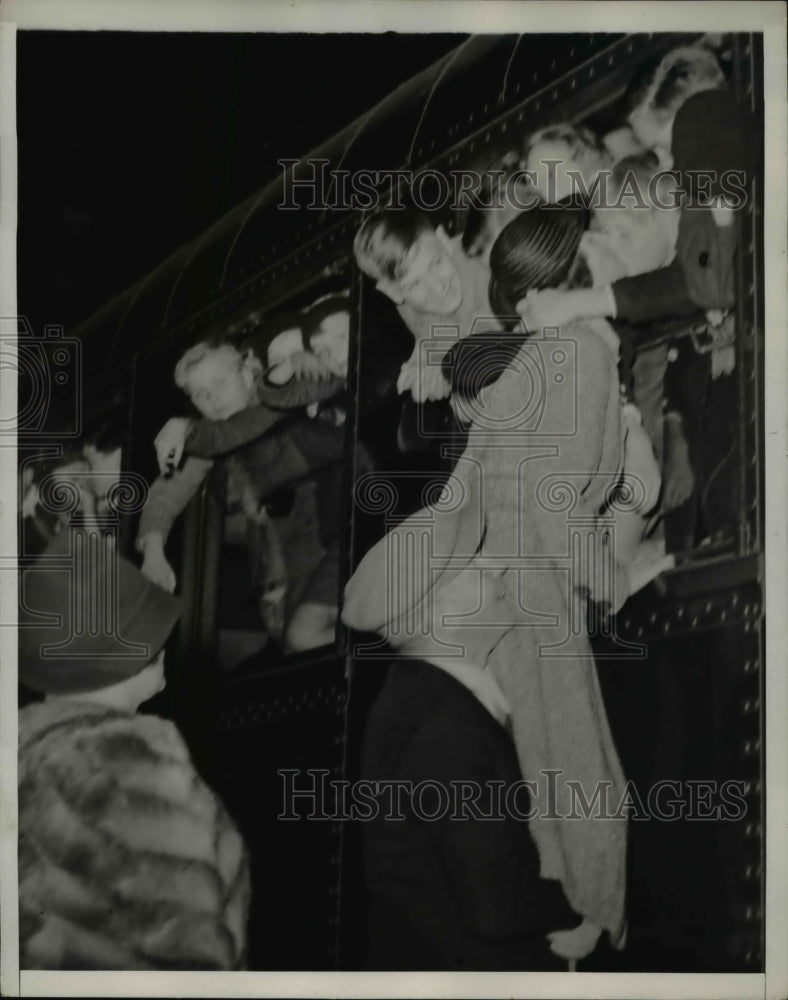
[33,31,763,971]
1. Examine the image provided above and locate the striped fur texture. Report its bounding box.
[19,699,250,970]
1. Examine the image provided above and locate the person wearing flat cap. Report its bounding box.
[17,531,250,970]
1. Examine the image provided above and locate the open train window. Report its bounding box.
[215,279,353,672]
[129,268,357,675]
[350,33,762,584]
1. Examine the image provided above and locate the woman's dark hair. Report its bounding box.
[302,295,350,350]
[488,200,590,320]
[441,329,528,402]
[242,309,305,365]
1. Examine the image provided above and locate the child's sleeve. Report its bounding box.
[257,374,345,411]
[185,405,286,458]
[136,456,213,547]
[611,260,701,325]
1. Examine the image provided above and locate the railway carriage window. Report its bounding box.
[490,43,759,565]
[215,294,354,669]
[351,36,760,582]
[133,278,359,673]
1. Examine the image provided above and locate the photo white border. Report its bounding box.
[0,3,785,999]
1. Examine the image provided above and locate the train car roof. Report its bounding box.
[69,30,707,379]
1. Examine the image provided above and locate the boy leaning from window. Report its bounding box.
[353,207,499,455]
[137,339,348,653]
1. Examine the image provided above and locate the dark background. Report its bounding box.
[17,31,462,334]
